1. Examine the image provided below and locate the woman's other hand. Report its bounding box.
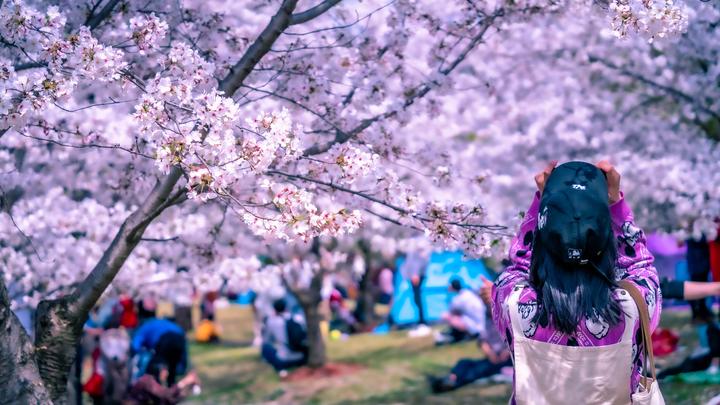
[534,161,558,195]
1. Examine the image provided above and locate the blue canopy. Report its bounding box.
[390,251,492,325]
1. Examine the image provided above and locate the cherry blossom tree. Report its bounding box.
[0,0,694,401]
[415,0,719,241]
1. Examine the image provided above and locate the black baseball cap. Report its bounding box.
[537,161,612,266]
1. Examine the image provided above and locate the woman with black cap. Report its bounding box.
[490,161,662,404]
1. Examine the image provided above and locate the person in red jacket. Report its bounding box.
[709,223,720,283]
[119,294,139,329]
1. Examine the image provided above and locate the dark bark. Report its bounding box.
[354,266,380,328]
[353,241,379,328]
[288,0,342,25]
[34,297,85,404]
[302,300,326,368]
[0,281,52,404]
[219,0,299,94]
[294,271,326,368]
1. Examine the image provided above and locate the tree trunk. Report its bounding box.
[34,297,85,404]
[301,300,326,368]
[293,269,326,369]
[0,281,52,404]
[354,266,380,328]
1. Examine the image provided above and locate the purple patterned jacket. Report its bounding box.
[491,192,661,397]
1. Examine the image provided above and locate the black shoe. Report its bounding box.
[427,375,455,393]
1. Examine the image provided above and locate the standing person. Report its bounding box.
[131,318,188,387]
[118,294,139,330]
[377,266,395,306]
[710,224,720,283]
[376,265,395,326]
[261,299,308,377]
[686,237,714,323]
[200,291,218,322]
[172,278,194,332]
[402,250,431,337]
[491,161,661,404]
[435,278,486,345]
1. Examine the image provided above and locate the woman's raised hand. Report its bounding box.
[534,161,558,195]
[596,160,621,204]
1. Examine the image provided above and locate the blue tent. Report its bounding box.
[390,251,492,325]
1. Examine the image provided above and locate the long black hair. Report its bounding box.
[529,230,622,335]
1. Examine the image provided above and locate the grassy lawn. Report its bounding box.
[185,304,720,404]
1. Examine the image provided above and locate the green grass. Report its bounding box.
[185,305,720,404]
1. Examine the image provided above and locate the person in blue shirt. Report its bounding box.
[132,318,187,386]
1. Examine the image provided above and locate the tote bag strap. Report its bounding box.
[618,280,657,386]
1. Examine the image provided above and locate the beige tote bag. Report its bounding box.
[617,280,665,405]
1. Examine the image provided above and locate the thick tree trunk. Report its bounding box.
[0,281,52,404]
[34,298,85,404]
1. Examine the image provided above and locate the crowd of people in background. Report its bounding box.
[76,292,208,405]
[66,217,720,402]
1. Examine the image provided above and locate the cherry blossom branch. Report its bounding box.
[302,9,503,156]
[266,169,509,234]
[364,207,422,231]
[11,0,121,72]
[67,0,341,321]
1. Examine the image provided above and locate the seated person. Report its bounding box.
[195,314,220,344]
[132,318,187,386]
[261,299,308,376]
[329,287,358,333]
[435,278,485,345]
[658,279,720,379]
[428,304,511,392]
[125,366,200,405]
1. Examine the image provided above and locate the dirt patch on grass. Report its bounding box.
[285,362,365,381]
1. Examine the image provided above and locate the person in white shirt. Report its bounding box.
[261,299,308,376]
[435,278,486,345]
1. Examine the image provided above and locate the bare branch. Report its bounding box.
[0,184,43,261]
[17,131,154,160]
[219,0,300,95]
[85,0,121,30]
[140,236,180,243]
[289,0,342,25]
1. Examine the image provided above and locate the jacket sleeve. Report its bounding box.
[491,192,541,345]
[610,194,661,331]
[131,323,147,353]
